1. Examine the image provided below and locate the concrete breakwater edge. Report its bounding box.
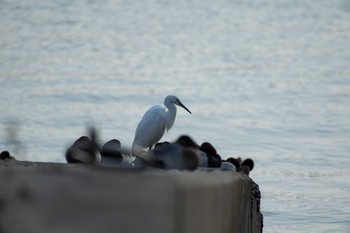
[0,161,263,233]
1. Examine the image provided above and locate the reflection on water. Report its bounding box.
[1,0,350,232]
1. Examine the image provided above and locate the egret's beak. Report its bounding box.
[178,100,192,114]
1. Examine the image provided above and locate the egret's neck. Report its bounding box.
[165,104,177,131]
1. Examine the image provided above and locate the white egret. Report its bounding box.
[131,95,192,156]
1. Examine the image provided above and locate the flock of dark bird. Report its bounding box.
[63,133,254,175]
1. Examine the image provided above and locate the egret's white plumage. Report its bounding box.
[132,95,191,156]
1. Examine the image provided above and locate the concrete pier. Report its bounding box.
[0,161,263,233]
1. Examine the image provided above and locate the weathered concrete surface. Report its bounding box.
[0,161,263,233]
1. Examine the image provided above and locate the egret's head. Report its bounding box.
[166,95,192,114]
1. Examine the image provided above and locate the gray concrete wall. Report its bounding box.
[0,161,262,233]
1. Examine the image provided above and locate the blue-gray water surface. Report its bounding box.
[1,0,349,232]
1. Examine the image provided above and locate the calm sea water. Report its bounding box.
[1,0,350,232]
